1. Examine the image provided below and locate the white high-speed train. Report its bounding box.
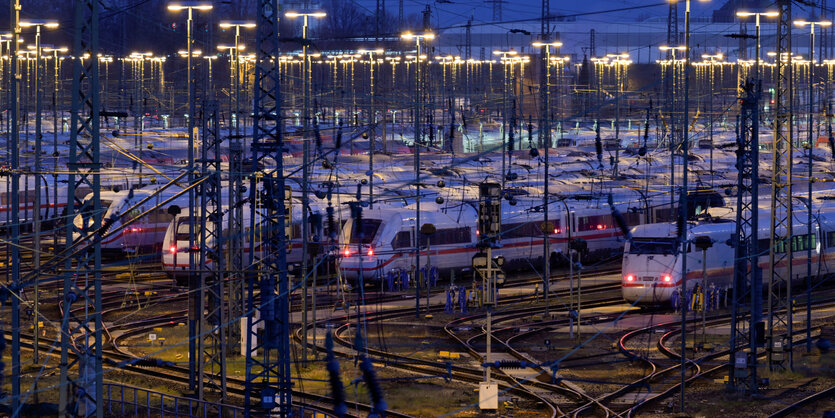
[73,184,196,254]
[0,175,133,229]
[338,190,709,282]
[621,206,835,305]
[161,198,347,281]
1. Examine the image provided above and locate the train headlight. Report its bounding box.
[344,249,351,257]
[663,274,672,283]
[367,247,374,257]
[169,245,177,254]
[625,274,634,282]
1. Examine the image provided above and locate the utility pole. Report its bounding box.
[796,18,831,353]
[285,9,326,362]
[60,0,103,415]
[679,0,692,411]
[8,1,21,413]
[768,0,794,371]
[403,31,434,317]
[246,0,293,413]
[729,80,762,394]
[196,99,227,400]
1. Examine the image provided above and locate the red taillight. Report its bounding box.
[344,249,351,257]
[367,247,374,257]
[169,245,177,254]
[553,228,560,234]
[130,227,142,232]
[663,275,672,283]
[626,275,634,282]
[597,224,605,230]
[476,229,480,236]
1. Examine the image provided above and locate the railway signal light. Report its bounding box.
[477,182,502,248]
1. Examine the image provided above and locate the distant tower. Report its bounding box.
[465,19,472,60]
[399,0,404,28]
[590,29,596,58]
[667,1,679,47]
[423,5,431,30]
[487,0,502,21]
[376,0,382,40]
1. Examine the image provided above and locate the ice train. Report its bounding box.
[621,206,835,305]
[338,190,718,282]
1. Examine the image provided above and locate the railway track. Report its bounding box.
[295,280,624,416]
[767,384,835,417]
[8,317,405,418]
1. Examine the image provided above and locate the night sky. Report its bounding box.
[352,0,723,27]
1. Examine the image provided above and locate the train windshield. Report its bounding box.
[175,217,198,241]
[628,237,677,255]
[349,219,382,244]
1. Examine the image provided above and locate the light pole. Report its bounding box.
[20,18,58,365]
[43,45,67,260]
[494,49,518,189]
[402,31,434,317]
[795,18,831,353]
[701,52,723,188]
[606,53,630,178]
[217,43,246,136]
[532,41,561,317]
[674,0,710,413]
[286,10,326,362]
[129,51,152,185]
[168,1,212,394]
[218,22,251,357]
[358,48,384,209]
[219,20,255,140]
[659,45,686,211]
[203,54,217,97]
[737,10,780,81]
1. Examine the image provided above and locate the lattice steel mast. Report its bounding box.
[768,0,794,370]
[245,0,292,413]
[197,100,227,400]
[60,0,103,415]
[729,80,762,394]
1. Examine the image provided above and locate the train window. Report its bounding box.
[423,227,471,245]
[350,219,382,244]
[577,215,613,232]
[391,231,411,250]
[149,208,172,224]
[827,231,835,248]
[623,212,641,228]
[175,217,196,241]
[654,207,675,223]
[502,222,542,239]
[791,233,816,252]
[628,237,676,255]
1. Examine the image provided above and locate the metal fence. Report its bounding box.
[101,383,333,417]
[102,383,243,417]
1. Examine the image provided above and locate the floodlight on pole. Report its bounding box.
[285,8,327,362]
[736,10,779,80]
[167,2,213,11]
[167,0,213,395]
[20,17,59,362]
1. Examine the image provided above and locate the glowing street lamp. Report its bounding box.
[795,19,832,348]
[284,9,326,362]
[736,10,779,79]
[167,0,212,395]
[401,31,434,317]
[19,20,58,359]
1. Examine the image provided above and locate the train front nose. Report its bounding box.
[338,246,377,281]
[621,273,677,305]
